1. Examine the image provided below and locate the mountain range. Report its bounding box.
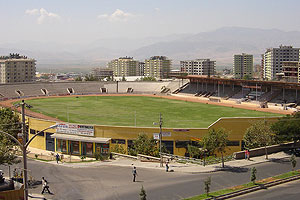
[1,27,300,72]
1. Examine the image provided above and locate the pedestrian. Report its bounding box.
[55,153,60,164]
[166,161,169,172]
[41,177,52,194]
[13,168,17,178]
[245,149,248,160]
[132,166,137,182]
[247,149,250,160]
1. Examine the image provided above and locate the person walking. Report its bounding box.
[41,177,52,194]
[132,166,137,182]
[55,153,60,164]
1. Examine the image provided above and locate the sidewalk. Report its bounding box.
[27,147,292,173]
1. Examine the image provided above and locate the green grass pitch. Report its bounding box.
[25,96,282,128]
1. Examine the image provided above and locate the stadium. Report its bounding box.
[0,76,296,157]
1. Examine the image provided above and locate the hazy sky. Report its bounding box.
[1,0,300,44]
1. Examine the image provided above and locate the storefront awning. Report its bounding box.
[51,133,111,144]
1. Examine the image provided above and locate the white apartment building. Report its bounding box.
[233,53,253,79]
[263,45,300,80]
[108,57,140,77]
[180,59,215,76]
[144,56,171,79]
[0,53,36,83]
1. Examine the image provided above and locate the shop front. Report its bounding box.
[52,134,110,156]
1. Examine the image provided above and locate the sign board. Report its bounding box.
[153,132,171,139]
[56,123,94,136]
[153,133,160,140]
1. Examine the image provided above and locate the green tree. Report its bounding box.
[243,121,274,159]
[187,144,202,158]
[139,185,147,200]
[291,154,297,171]
[75,76,83,81]
[202,128,229,168]
[121,76,127,81]
[204,176,211,196]
[243,74,252,80]
[111,142,126,154]
[132,133,160,157]
[0,108,22,165]
[251,167,257,184]
[271,112,300,144]
[85,74,98,81]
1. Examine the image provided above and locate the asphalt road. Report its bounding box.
[1,157,300,200]
[231,180,300,200]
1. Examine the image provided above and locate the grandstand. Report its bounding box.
[0,81,181,101]
[176,75,300,110]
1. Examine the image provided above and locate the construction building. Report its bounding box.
[0,53,36,83]
[92,68,113,80]
[282,61,300,83]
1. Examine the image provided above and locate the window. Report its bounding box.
[70,141,80,154]
[30,129,36,135]
[175,141,189,148]
[111,139,125,144]
[226,141,240,146]
[56,139,67,152]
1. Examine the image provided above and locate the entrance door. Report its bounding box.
[46,132,55,151]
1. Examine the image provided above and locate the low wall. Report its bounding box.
[234,142,300,159]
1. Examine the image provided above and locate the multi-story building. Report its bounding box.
[144,56,171,79]
[92,67,113,80]
[263,45,300,80]
[139,62,145,76]
[282,61,300,83]
[0,53,36,83]
[108,57,140,77]
[180,59,215,76]
[233,53,253,79]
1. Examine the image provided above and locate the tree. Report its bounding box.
[84,74,98,81]
[291,154,297,171]
[121,76,127,81]
[202,128,229,168]
[187,144,202,158]
[243,121,274,159]
[251,167,257,184]
[139,185,147,200]
[271,112,300,144]
[0,107,22,165]
[132,133,160,157]
[75,76,82,81]
[204,176,211,196]
[243,74,252,80]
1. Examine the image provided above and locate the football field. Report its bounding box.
[25,96,281,128]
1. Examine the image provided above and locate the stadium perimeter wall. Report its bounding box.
[28,116,279,157]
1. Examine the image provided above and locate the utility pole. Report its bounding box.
[21,100,29,200]
[159,113,163,167]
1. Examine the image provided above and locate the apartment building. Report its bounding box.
[180,59,215,76]
[144,56,171,79]
[0,53,36,83]
[263,45,300,80]
[233,53,253,79]
[282,61,300,83]
[108,57,140,77]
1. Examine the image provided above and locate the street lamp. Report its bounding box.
[0,124,58,200]
[0,100,59,200]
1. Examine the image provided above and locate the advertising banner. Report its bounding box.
[56,123,94,136]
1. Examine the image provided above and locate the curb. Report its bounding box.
[205,174,300,200]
